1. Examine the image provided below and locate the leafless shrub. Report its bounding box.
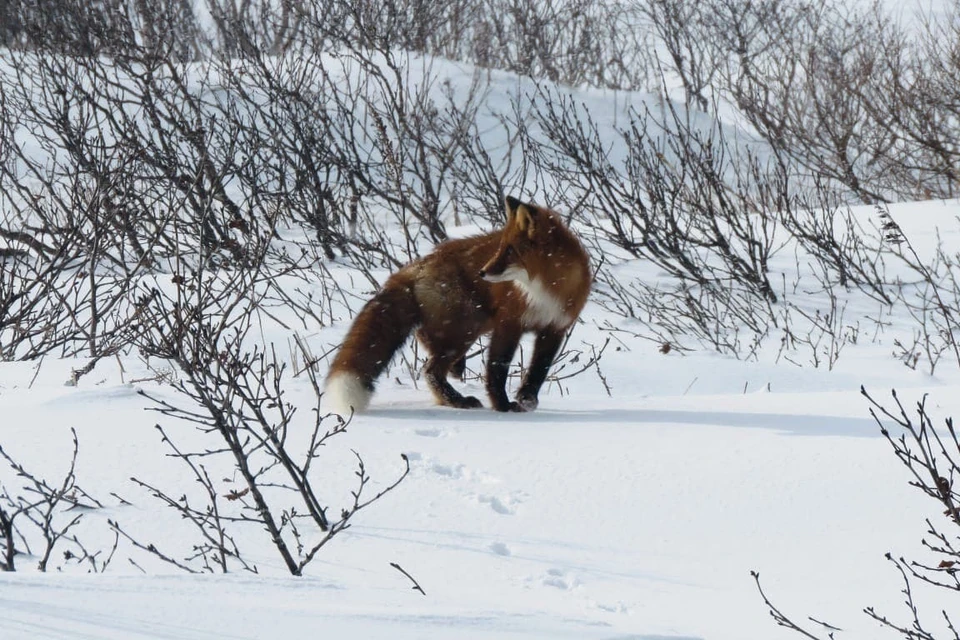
[0,16,268,356]
[638,0,719,110]
[777,298,859,371]
[547,336,612,397]
[109,421,257,574]
[515,85,788,357]
[0,428,111,572]
[857,1,960,201]
[206,0,306,56]
[752,570,842,639]
[776,183,891,304]
[882,211,960,374]
[709,0,892,203]
[312,0,652,91]
[753,388,960,639]
[2,4,494,356]
[704,0,960,205]
[751,387,960,640]
[894,281,954,377]
[309,0,472,56]
[529,88,780,301]
[480,0,651,89]
[866,392,960,579]
[859,389,960,634]
[3,0,942,381]
[123,225,408,575]
[2,0,303,61]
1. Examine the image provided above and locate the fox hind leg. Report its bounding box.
[417,330,482,409]
[449,355,467,381]
[425,352,482,409]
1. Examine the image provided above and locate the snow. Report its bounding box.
[3,4,960,639]
[2,298,957,639]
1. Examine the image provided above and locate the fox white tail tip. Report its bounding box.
[324,372,372,415]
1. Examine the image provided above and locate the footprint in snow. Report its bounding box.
[415,428,442,437]
[413,456,501,485]
[591,599,628,614]
[430,462,465,479]
[489,542,511,556]
[477,493,519,515]
[542,568,580,591]
[406,454,469,481]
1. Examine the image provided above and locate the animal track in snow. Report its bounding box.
[541,568,580,591]
[488,542,511,556]
[412,454,500,485]
[415,428,442,437]
[429,462,465,479]
[590,599,628,614]
[477,490,524,515]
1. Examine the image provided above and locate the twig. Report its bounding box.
[390,561,426,596]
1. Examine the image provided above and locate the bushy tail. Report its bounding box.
[324,275,420,415]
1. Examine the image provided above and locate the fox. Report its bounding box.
[324,195,591,414]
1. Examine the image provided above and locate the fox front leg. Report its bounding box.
[515,329,565,411]
[486,325,523,412]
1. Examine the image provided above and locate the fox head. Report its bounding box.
[479,195,546,283]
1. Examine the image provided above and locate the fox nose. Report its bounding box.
[478,269,486,279]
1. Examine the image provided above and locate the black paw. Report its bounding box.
[515,393,539,412]
[492,400,529,413]
[458,395,483,409]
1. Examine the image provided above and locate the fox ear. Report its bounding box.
[515,204,537,240]
[504,195,523,221]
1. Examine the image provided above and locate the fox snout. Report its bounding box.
[478,266,501,282]
[479,245,518,283]
[480,263,525,284]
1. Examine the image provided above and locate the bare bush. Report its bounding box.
[638,0,719,110]
[858,1,960,201]
[776,184,890,303]
[306,0,653,91]
[0,44,240,357]
[516,86,787,357]
[882,210,960,374]
[755,388,960,639]
[206,0,306,56]
[121,224,408,575]
[709,0,893,203]
[1,2,507,357]
[3,0,942,376]
[0,428,111,572]
[701,0,960,204]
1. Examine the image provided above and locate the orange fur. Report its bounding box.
[325,196,591,414]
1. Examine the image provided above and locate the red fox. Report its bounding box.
[325,196,591,414]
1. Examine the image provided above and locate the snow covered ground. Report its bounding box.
[2,195,959,639]
[0,359,937,640]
